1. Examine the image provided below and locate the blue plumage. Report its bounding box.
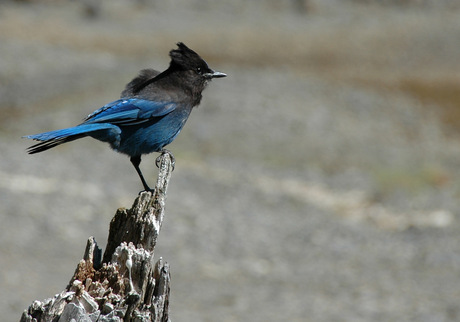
[25,43,226,190]
[85,98,177,124]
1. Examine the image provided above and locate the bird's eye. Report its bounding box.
[196,67,202,74]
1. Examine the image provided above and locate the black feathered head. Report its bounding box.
[129,42,226,95]
[169,42,226,79]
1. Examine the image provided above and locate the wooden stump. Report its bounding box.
[21,153,174,322]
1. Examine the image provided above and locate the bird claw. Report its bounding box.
[155,149,176,171]
[138,187,154,195]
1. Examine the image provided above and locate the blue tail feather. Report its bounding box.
[25,123,119,154]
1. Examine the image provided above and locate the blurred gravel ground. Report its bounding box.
[1,1,460,321]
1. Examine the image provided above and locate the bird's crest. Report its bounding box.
[169,42,208,70]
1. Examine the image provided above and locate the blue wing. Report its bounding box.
[83,98,177,125]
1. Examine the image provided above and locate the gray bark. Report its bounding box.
[20,153,174,322]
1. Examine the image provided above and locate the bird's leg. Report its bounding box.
[155,149,176,171]
[130,155,152,191]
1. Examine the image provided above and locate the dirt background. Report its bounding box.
[1,0,460,321]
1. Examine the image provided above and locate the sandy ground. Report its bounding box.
[1,1,460,321]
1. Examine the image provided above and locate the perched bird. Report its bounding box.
[24,42,226,191]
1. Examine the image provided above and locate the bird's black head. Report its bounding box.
[127,42,226,100]
[169,42,226,80]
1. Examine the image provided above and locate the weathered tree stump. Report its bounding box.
[20,153,174,322]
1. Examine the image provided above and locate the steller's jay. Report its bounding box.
[24,42,226,191]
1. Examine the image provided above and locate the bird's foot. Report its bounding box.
[156,149,176,171]
[139,187,155,195]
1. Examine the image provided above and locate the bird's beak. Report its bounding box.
[206,70,227,79]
